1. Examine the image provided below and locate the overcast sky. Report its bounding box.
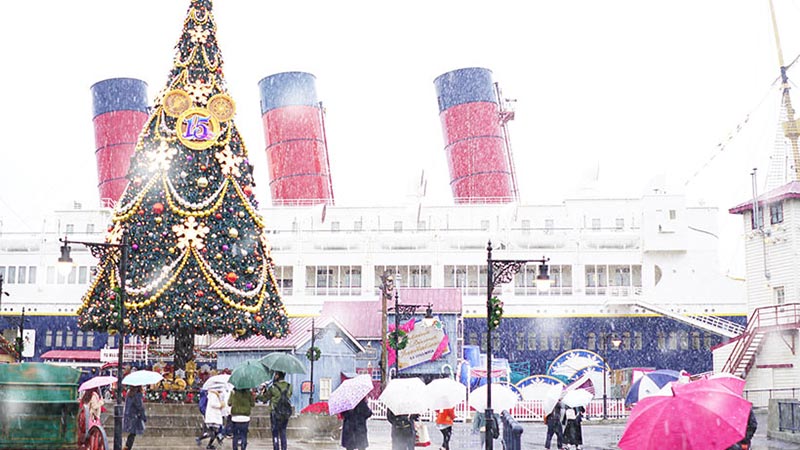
[2,0,800,272]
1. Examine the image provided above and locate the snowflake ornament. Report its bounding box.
[186,81,214,105]
[172,216,210,250]
[188,25,210,44]
[146,140,178,172]
[214,145,242,178]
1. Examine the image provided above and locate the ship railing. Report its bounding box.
[686,314,745,336]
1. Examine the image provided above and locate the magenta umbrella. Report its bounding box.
[328,374,374,415]
[618,378,751,450]
[79,375,118,392]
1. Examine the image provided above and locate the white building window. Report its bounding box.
[615,218,624,230]
[591,218,601,230]
[394,221,403,232]
[775,286,785,304]
[319,378,332,400]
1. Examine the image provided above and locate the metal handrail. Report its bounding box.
[722,303,800,375]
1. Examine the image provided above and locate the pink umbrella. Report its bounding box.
[705,372,746,396]
[328,374,374,415]
[79,376,118,392]
[618,378,751,450]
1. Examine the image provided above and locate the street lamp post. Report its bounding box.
[379,272,394,389]
[601,334,622,420]
[59,232,129,450]
[485,240,549,450]
[387,291,433,379]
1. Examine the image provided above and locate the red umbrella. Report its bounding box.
[79,376,118,392]
[301,401,329,414]
[618,378,751,450]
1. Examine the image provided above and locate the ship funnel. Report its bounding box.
[434,68,517,204]
[258,72,334,206]
[91,78,149,208]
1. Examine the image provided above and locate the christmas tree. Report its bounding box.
[77,0,289,367]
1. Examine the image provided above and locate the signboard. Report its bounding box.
[300,381,313,394]
[100,348,119,363]
[389,316,450,371]
[21,329,35,358]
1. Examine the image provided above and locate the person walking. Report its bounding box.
[228,387,255,450]
[341,396,373,450]
[562,406,584,450]
[82,387,104,421]
[544,401,565,450]
[386,408,416,450]
[201,387,225,449]
[727,405,757,450]
[472,410,500,449]
[266,371,292,450]
[435,407,455,450]
[122,386,146,450]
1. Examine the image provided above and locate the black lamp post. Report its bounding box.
[485,240,549,450]
[0,274,9,308]
[601,334,622,420]
[59,232,129,450]
[387,291,433,378]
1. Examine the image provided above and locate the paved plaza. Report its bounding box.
[127,410,799,450]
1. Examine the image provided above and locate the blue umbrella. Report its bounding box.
[624,369,681,406]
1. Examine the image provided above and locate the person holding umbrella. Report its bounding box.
[228,387,256,450]
[387,408,417,450]
[122,385,146,450]
[435,407,455,450]
[341,396,372,450]
[266,371,292,450]
[81,387,105,421]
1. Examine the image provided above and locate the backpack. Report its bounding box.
[272,384,292,422]
[198,389,208,416]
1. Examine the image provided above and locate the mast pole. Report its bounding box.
[769,0,800,180]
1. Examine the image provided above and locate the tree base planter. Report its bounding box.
[292,413,342,443]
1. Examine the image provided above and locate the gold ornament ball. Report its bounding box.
[238,211,245,218]
[246,266,255,274]
[155,217,163,224]
[228,228,239,238]
[215,253,223,260]
[197,177,209,188]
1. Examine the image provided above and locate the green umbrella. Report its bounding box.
[260,352,307,374]
[229,359,271,389]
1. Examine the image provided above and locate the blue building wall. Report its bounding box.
[462,315,746,376]
[216,324,361,412]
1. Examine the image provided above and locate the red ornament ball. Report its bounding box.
[255,315,263,323]
[196,290,204,297]
[138,209,145,216]
[243,185,253,196]
[226,272,238,283]
[152,202,165,214]
[215,212,222,220]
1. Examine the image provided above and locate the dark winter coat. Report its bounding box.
[562,406,584,446]
[387,409,417,450]
[727,407,757,450]
[122,389,146,435]
[341,398,373,449]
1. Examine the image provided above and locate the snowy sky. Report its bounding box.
[2,0,800,273]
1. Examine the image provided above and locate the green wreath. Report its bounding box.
[306,346,321,362]
[488,296,504,330]
[388,329,408,351]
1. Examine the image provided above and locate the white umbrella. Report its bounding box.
[561,389,593,408]
[122,370,163,386]
[425,378,467,410]
[203,374,233,391]
[469,383,519,413]
[379,378,428,415]
[520,382,564,415]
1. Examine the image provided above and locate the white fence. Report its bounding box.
[367,398,628,422]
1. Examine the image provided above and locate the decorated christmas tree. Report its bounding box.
[77,0,289,368]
